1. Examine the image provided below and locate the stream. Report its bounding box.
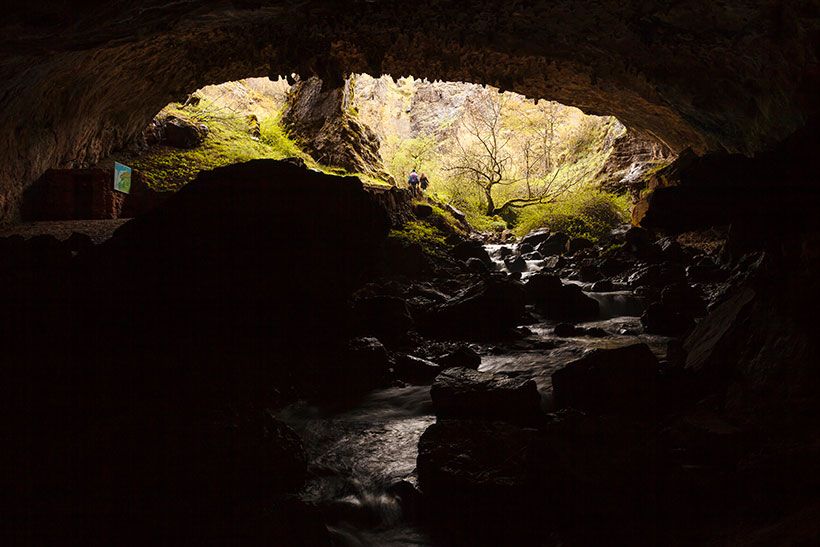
[278,243,669,545]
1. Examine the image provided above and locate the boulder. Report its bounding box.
[394,353,442,384]
[342,337,392,387]
[527,277,599,321]
[351,293,413,341]
[416,419,545,545]
[566,237,594,255]
[552,343,659,415]
[658,236,685,262]
[627,263,687,288]
[590,279,614,292]
[519,242,535,254]
[578,264,603,282]
[661,283,706,317]
[422,277,526,335]
[431,367,542,424]
[536,232,569,256]
[520,228,551,248]
[503,254,528,273]
[451,240,492,266]
[164,115,208,148]
[640,301,695,335]
[466,257,489,273]
[435,345,481,370]
[495,246,513,259]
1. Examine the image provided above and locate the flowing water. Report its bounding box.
[278,243,666,545]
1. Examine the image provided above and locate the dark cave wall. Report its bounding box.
[0,0,817,221]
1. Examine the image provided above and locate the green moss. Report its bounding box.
[115,103,313,192]
[388,220,449,258]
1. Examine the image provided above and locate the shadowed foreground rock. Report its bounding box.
[0,160,390,544]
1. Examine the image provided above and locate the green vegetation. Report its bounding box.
[388,220,450,258]
[514,189,630,242]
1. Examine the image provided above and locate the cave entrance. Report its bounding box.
[99,73,673,242]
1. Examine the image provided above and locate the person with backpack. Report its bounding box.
[407,169,420,196]
[419,173,429,194]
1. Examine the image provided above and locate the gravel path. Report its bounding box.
[0,219,129,244]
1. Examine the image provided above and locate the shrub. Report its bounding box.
[514,189,629,242]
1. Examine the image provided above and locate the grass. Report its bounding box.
[115,103,313,192]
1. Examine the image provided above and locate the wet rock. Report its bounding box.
[519,242,535,254]
[422,277,526,336]
[554,323,581,337]
[598,257,628,277]
[351,293,413,341]
[552,343,659,415]
[417,419,543,504]
[579,264,603,282]
[503,254,527,273]
[658,236,685,262]
[640,301,695,335]
[590,279,614,292]
[537,232,569,256]
[431,367,542,424]
[395,353,442,384]
[520,228,551,248]
[627,263,686,288]
[435,345,481,370]
[566,237,594,255]
[495,246,513,259]
[521,251,543,261]
[466,257,489,273]
[164,115,209,148]
[343,337,391,387]
[525,273,599,320]
[541,255,565,270]
[452,240,492,266]
[661,283,706,317]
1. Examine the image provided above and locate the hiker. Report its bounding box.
[407,169,420,196]
[419,173,429,194]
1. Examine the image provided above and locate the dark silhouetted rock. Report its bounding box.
[504,254,527,273]
[566,237,594,255]
[641,301,695,335]
[452,240,492,266]
[431,367,542,424]
[417,419,542,503]
[436,345,481,370]
[341,337,391,388]
[351,293,413,341]
[395,353,442,384]
[520,228,551,248]
[466,257,489,273]
[422,277,526,335]
[537,232,569,256]
[627,263,686,288]
[552,343,659,415]
[579,264,603,282]
[661,283,706,317]
[590,279,614,292]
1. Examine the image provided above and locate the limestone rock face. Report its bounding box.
[0,0,817,220]
[282,76,393,183]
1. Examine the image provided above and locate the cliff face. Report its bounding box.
[282,77,393,183]
[0,0,817,221]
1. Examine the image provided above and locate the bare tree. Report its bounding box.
[447,91,587,216]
